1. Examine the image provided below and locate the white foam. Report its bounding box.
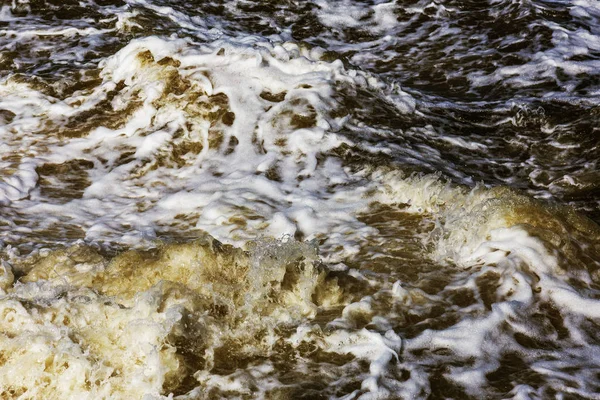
[0,161,38,206]
[1,2,600,398]
[0,36,391,261]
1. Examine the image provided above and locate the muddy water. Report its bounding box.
[1,1,600,399]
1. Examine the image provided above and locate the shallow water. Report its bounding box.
[1,0,600,399]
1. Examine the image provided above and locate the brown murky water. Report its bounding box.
[1,0,600,399]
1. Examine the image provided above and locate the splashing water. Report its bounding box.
[1,0,600,399]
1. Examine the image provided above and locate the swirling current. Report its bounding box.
[1,1,600,399]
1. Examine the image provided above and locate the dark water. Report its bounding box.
[1,0,600,399]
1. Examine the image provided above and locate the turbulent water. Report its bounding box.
[1,0,600,398]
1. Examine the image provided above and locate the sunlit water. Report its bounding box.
[1,1,600,398]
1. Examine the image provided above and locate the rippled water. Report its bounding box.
[1,0,600,399]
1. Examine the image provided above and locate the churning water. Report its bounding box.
[1,0,600,398]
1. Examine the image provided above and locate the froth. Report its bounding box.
[0,236,343,398]
[0,35,384,258]
[2,2,600,397]
[366,171,600,397]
